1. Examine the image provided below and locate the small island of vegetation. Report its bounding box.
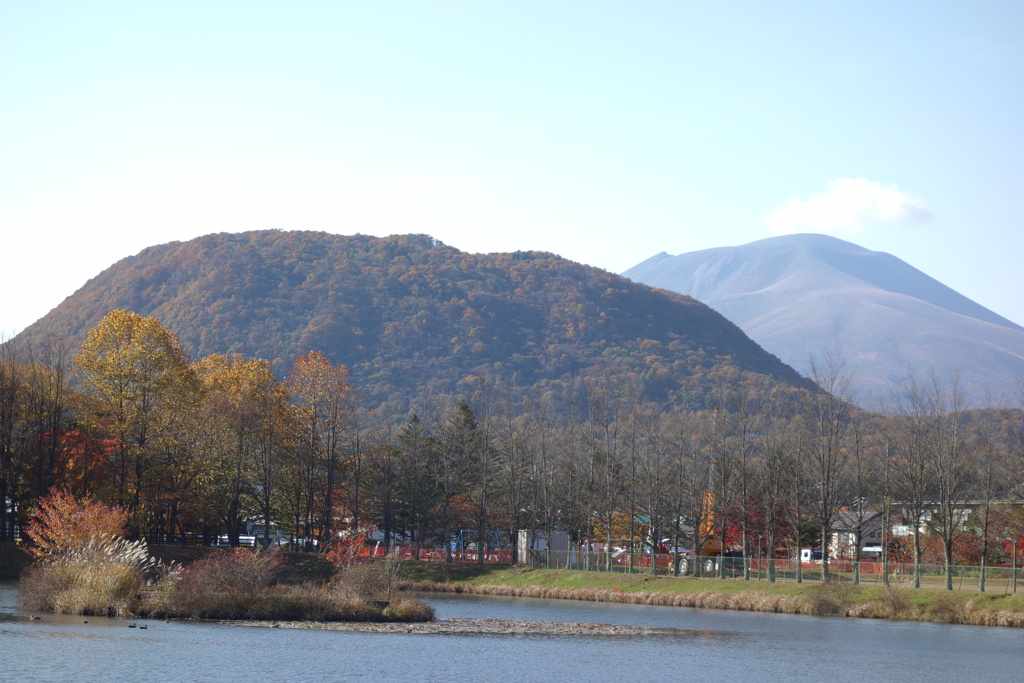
[17,488,433,624]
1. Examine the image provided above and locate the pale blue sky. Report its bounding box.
[2,1,1022,335]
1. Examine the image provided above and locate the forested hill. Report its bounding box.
[17,230,812,406]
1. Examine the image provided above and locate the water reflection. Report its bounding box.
[2,583,1022,682]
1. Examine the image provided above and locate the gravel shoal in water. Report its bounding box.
[225,617,687,636]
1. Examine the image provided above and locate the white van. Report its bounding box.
[800,548,823,563]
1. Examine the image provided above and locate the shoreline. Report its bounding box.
[396,568,1024,629]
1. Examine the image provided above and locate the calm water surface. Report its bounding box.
[1,582,1021,682]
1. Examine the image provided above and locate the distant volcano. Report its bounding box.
[624,233,1024,409]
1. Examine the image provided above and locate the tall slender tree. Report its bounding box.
[437,400,482,563]
[0,338,27,541]
[928,375,973,590]
[803,354,853,578]
[286,351,354,545]
[396,414,439,559]
[888,375,938,588]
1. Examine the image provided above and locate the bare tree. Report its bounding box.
[582,372,636,570]
[801,353,854,579]
[524,390,575,565]
[970,406,1011,592]
[756,426,799,583]
[680,408,721,578]
[888,375,938,588]
[489,385,533,564]
[628,405,671,575]
[927,374,973,590]
[23,335,74,499]
[715,376,769,580]
[662,410,699,575]
[844,413,879,585]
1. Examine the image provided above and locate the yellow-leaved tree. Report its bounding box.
[195,353,288,547]
[74,310,198,533]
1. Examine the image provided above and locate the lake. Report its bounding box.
[2,582,1021,681]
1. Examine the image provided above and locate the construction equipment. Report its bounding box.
[676,493,724,575]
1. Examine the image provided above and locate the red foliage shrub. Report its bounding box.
[177,548,282,597]
[25,487,128,559]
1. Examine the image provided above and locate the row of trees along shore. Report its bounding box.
[3,310,1024,590]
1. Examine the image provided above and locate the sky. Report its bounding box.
[2,2,1023,336]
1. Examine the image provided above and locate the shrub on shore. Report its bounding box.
[882,583,909,618]
[332,555,403,602]
[18,489,158,617]
[24,488,129,560]
[383,598,436,621]
[146,549,433,622]
[806,580,854,617]
[148,548,281,619]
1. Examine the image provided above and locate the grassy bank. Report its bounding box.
[398,563,1024,628]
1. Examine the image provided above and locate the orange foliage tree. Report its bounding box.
[25,487,128,559]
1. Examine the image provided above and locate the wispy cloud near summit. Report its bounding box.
[764,179,932,236]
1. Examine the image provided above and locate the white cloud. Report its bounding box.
[764,178,932,236]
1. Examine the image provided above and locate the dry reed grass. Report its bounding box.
[19,536,161,618]
[805,581,855,617]
[957,607,1024,627]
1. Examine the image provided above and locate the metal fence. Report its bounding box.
[522,549,1022,593]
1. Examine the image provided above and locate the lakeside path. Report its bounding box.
[226,617,690,636]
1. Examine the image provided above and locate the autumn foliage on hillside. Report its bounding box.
[15,230,811,409]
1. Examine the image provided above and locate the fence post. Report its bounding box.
[1013,539,1017,594]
